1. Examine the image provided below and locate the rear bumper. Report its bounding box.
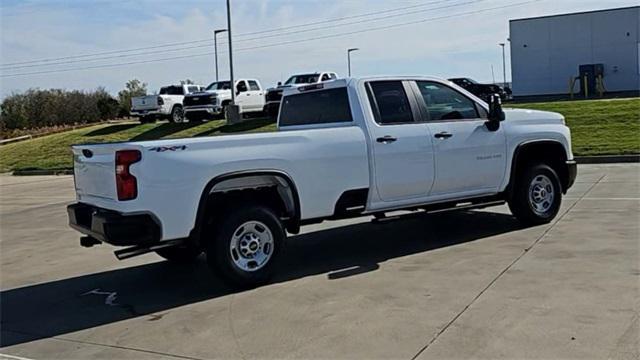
[130,109,165,117]
[67,203,161,246]
[566,160,577,190]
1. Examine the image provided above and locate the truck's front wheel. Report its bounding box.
[207,205,284,288]
[170,106,185,123]
[508,163,562,225]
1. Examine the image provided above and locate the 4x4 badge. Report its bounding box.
[148,145,187,152]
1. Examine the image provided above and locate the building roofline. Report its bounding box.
[510,5,639,22]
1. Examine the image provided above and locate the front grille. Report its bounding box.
[266,90,283,103]
[184,95,215,106]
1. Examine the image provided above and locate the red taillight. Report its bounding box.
[157,96,164,105]
[115,150,141,201]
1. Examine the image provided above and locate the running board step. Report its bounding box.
[114,239,187,260]
[371,200,505,224]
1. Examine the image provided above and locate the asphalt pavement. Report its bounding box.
[0,164,638,359]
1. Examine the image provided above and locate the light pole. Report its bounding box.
[213,29,227,82]
[499,42,506,87]
[347,48,359,77]
[226,0,235,106]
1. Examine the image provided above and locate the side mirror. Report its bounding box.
[277,81,282,86]
[486,94,505,131]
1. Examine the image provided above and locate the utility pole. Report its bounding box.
[347,48,359,77]
[213,29,227,82]
[491,64,496,84]
[226,0,235,105]
[499,42,506,87]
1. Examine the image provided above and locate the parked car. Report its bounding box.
[448,77,507,102]
[263,71,338,118]
[183,79,265,121]
[68,76,576,288]
[131,84,202,123]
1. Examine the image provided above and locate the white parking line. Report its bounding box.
[566,197,640,200]
[0,353,37,360]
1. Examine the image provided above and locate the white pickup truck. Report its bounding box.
[131,84,202,123]
[264,71,338,118]
[183,79,265,121]
[68,76,576,287]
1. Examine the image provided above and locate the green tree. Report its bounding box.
[117,79,147,117]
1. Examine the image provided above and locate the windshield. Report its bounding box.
[284,74,319,85]
[206,81,231,90]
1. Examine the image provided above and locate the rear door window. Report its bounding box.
[368,81,414,125]
[415,81,479,120]
[280,88,352,126]
[248,80,260,91]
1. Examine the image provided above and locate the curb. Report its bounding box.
[12,169,73,176]
[575,155,640,164]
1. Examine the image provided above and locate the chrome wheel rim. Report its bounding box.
[528,174,555,215]
[173,107,184,123]
[229,221,274,272]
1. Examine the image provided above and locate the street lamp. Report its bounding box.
[499,42,506,87]
[213,29,227,82]
[347,48,359,77]
[226,0,235,106]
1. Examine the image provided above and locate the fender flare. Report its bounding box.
[507,139,569,197]
[190,170,302,243]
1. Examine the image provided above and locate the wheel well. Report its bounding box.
[221,100,231,106]
[192,172,301,245]
[510,141,570,194]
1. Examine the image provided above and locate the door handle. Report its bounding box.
[376,135,397,143]
[434,131,453,139]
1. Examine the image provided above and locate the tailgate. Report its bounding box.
[72,144,122,200]
[131,96,159,111]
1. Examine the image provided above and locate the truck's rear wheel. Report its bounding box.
[171,106,185,123]
[155,244,202,263]
[508,163,562,225]
[206,205,284,288]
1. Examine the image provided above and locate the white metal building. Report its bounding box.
[509,6,640,98]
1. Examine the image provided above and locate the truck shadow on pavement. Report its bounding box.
[1,210,521,348]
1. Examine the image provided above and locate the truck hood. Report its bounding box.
[266,85,294,92]
[503,108,565,125]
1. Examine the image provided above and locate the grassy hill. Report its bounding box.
[0,97,638,173]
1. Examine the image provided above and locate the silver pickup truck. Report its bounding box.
[131,84,202,123]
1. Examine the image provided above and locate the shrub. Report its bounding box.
[0,87,119,134]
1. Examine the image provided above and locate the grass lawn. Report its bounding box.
[508,98,639,156]
[0,118,276,172]
[0,98,638,172]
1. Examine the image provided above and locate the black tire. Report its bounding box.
[508,163,562,225]
[155,244,202,263]
[222,104,230,121]
[170,105,185,123]
[206,205,284,288]
[185,112,204,122]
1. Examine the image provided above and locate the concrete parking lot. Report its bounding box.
[0,164,638,359]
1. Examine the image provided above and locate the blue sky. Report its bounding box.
[1,0,637,98]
